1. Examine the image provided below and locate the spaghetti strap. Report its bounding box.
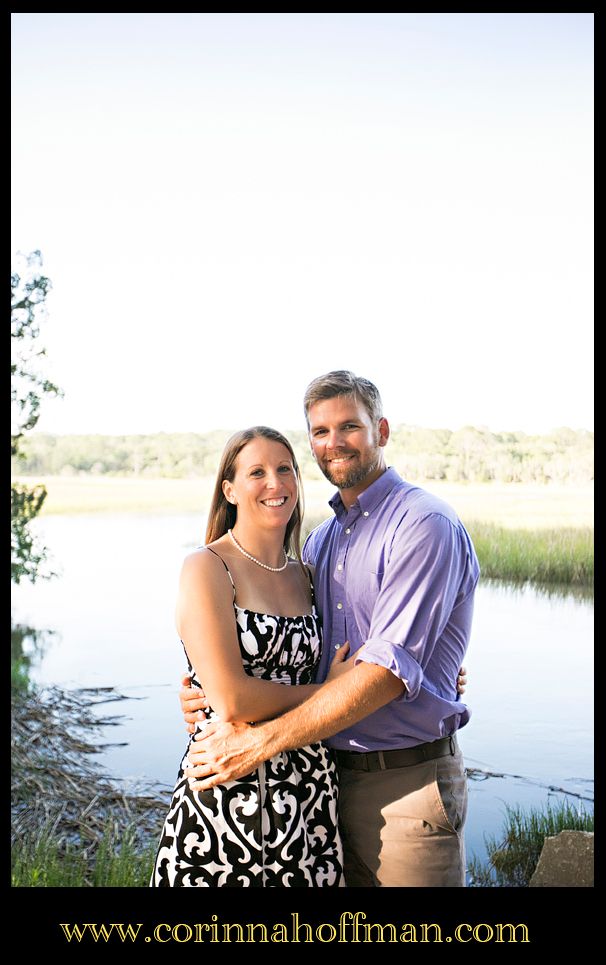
[303,564,316,608]
[205,546,236,601]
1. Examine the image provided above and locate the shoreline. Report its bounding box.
[11,682,167,886]
[12,474,594,530]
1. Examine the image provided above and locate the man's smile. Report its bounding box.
[326,453,357,464]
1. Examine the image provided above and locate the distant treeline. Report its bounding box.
[13,426,594,485]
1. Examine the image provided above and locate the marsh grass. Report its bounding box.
[18,475,594,529]
[302,514,594,587]
[11,819,158,887]
[468,801,594,887]
[465,522,593,586]
[26,475,215,516]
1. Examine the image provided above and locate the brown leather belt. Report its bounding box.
[335,735,457,772]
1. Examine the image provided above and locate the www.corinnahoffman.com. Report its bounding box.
[59,913,530,945]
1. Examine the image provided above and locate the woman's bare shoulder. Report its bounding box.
[177,547,236,627]
[180,546,229,583]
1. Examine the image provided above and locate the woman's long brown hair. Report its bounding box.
[205,427,305,562]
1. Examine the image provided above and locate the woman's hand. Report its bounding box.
[457,666,468,696]
[179,672,208,734]
[325,641,357,683]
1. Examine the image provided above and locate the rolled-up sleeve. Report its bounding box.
[355,513,467,702]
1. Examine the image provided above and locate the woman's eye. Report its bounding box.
[278,465,292,473]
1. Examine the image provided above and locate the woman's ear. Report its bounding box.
[222,480,236,505]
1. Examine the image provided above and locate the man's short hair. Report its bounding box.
[303,370,384,427]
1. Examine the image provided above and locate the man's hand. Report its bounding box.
[179,673,208,734]
[184,720,267,791]
[457,666,468,695]
[325,640,352,682]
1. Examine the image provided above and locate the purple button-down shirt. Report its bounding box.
[302,467,480,752]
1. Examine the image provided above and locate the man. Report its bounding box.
[181,370,479,887]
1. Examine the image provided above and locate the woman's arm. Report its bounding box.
[176,549,322,723]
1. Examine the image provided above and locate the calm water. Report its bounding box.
[12,513,594,878]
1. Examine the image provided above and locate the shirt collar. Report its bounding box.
[328,466,402,520]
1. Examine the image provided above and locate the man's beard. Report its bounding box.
[320,451,381,490]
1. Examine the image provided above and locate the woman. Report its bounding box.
[151,426,345,887]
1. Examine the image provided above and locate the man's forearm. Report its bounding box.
[186,662,406,790]
[254,662,405,758]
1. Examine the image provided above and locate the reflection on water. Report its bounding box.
[10,512,594,877]
[482,576,594,604]
[11,622,58,693]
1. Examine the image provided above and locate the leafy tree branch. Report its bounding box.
[11,251,62,583]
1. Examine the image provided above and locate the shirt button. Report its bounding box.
[363,511,369,517]
[337,603,343,610]
[337,564,343,571]
[345,528,351,534]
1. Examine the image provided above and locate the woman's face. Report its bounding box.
[223,437,298,531]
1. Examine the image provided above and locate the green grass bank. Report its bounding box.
[468,801,594,887]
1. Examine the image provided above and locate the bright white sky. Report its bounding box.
[11,13,593,437]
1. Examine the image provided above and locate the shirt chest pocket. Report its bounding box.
[348,568,384,623]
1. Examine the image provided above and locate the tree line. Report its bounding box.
[9,249,593,590]
[13,424,594,485]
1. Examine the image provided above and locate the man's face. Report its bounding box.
[307,395,389,492]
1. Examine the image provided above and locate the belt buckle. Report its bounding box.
[449,735,456,756]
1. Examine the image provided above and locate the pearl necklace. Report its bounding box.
[228,529,289,572]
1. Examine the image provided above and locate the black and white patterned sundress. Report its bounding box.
[151,553,343,887]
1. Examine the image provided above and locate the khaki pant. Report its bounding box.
[337,744,468,887]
